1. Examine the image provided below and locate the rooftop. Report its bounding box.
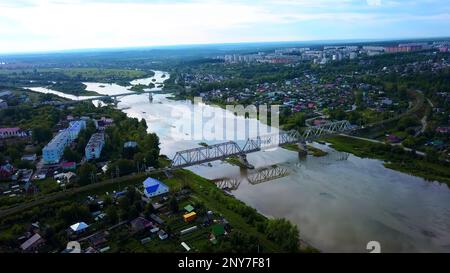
[86,133,104,149]
[184,204,194,213]
[20,233,43,251]
[70,222,89,232]
[143,177,168,195]
[0,127,21,133]
[44,130,69,149]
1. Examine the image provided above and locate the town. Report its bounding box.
[0,86,302,253]
[0,39,450,255]
[171,41,450,163]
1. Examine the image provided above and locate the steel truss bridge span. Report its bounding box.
[171,120,354,169]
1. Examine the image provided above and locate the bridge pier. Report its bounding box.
[297,142,308,157]
[238,154,255,169]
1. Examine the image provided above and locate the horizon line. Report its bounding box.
[1,36,450,57]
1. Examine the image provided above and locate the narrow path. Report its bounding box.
[339,134,426,156]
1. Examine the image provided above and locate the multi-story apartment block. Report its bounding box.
[42,130,71,164]
[43,120,86,164]
[85,133,105,160]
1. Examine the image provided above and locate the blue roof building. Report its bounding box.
[70,222,89,233]
[143,177,169,198]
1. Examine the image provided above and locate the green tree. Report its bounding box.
[63,147,82,162]
[329,108,347,121]
[56,204,91,226]
[109,159,135,176]
[169,195,179,213]
[105,206,119,225]
[403,136,418,148]
[265,218,300,252]
[284,112,305,131]
[32,127,52,144]
[77,162,97,185]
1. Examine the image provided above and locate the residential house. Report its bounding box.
[20,233,45,252]
[0,98,7,109]
[0,127,27,139]
[61,162,76,171]
[88,231,108,248]
[436,127,450,134]
[183,212,197,223]
[130,217,153,233]
[143,177,169,198]
[124,141,138,149]
[95,117,114,131]
[21,154,37,162]
[69,222,89,234]
[387,134,401,143]
[0,163,15,180]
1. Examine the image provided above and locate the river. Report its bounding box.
[26,70,450,253]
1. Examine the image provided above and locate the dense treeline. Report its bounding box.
[0,68,155,89]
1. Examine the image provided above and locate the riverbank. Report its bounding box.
[167,169,316,252]
[323,135,450,185]
[167,95,281,128]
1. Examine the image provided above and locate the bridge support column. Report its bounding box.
[238,154,255,169]
[297,142,308,158]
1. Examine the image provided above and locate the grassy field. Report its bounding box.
[223,156,248,168]
[324,135,450,185]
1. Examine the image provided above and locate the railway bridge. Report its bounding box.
[170,120,355,169]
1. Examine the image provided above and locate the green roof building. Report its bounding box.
[184,204,194,213]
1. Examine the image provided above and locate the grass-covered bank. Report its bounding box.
[324,135,450,185]
[282,144,328,157]
[166,169,316,253]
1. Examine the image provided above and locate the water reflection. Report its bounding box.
[214,165,290,191]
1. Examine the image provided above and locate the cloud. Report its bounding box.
[0,0,449,53]
[367,0,382,6]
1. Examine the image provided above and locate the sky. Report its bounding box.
[0,0,449,53]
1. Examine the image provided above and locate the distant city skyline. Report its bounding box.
[0,0,450,54]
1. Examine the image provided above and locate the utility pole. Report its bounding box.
[116,166,120,191]
[90,171,95,184]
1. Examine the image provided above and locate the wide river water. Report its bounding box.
[28,71,450,253]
